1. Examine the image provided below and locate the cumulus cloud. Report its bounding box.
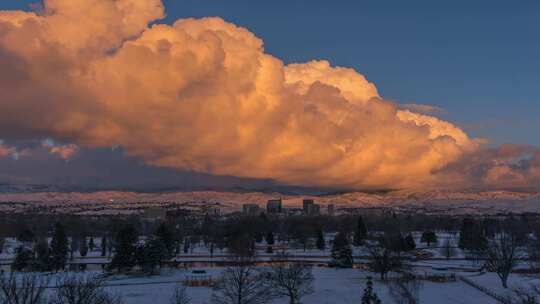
[0,0,531,190]
[285,60,380,104]
[439,144,540,190]
[0,141,15,158]
[0,140,32,159]
[42,139,79,160]
[398,103,446,115]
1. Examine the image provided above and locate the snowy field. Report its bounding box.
[113,268,502,304]
[1,268,501,304]
[105,268,540,304]
[2,232,539,303]
[2,256,537,303]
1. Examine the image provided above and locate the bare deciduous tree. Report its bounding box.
[50,274,122,304]
[211,255,272,304]
[170,286,191,304]
[527,235,540,270]
[484,232,521,288]
[367,244,403,280]
[388,275,422,304]
[264,254,314,304]
[439,239,456,260]
[0,272,49,304]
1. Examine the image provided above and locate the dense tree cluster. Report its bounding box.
[331,232,353,268]
[0,210,537,294]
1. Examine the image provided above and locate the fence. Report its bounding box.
[459,275,511,304]
[397,271,456,283]
[387,276,421,304]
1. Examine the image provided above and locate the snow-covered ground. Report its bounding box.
[1,268,500,304]
[3,231,538,303]
[86,269,540,303]
[2,254,535,303]
[111,268,495,304]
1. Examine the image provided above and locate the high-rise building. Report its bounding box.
[303,199,321,216]
[267,199,282,214]
[303,199,314,215]
[327,204,335,216]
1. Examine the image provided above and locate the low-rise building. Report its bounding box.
[205,206,221,217]
[142,207,167,220]
[303,199,314,215]
[285,208,303,216]
[242,203,262,216]
[308,203,320,216]
[327,204,335,216]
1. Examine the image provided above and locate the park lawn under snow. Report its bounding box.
[95,268,495,304]
[466,272,540,300]
[0,267,513,303]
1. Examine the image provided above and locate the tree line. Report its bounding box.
[2,211,540,295]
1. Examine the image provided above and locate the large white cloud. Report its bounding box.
[0,0,497,189]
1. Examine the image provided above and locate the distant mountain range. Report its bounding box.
[0,185,539,214]
[0,183,344,195]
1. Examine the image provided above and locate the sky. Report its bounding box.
[161,0,540,146]
[0,0,539,191]
[3,0,539,145]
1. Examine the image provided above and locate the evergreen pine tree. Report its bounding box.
[254,231,263,243]
[183,237,190,254]
[361,277,381,304]
[459,218,474,249]
[88,237,95,252]
[266,231,275,245]
[17,229,35,245]
[12,246,33,271]
[137,238,167,275]
[250,238,256,254]
[156,222,175,259]
[80,236,88,257]
[459,219,487,250]
[316,227,325,250]
[421,231,437,247]
[109,225,139,272]
[353,216,368,246]
[331,232,353,268]
[101,236,107,257]
[70,236,79,260]
[34,237,51,271]
[50,222,68,271]
[107,236,114,257]
[405,234,416,251]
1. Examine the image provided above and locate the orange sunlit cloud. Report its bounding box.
[0,0,538,189]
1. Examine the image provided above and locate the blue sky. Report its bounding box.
[4,0,539,146]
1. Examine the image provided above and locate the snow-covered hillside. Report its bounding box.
[0,189,539,215]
